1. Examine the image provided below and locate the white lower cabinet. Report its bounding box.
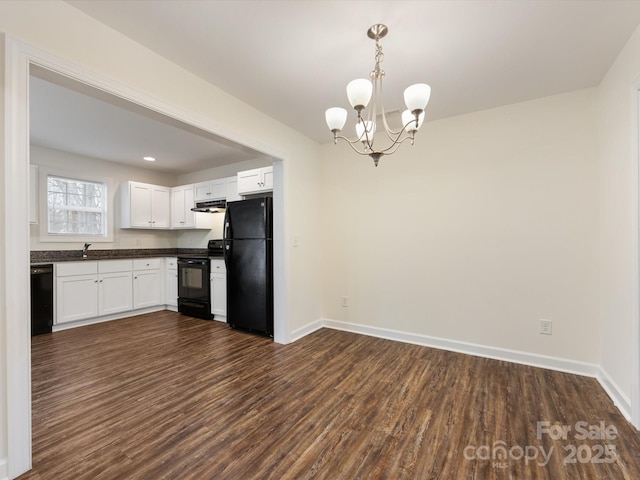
[165,257,178,307]
[55,258,164,326]
[134,269,162,309]
[133,258,163,309]
[56,273,100,324]
[210,259,227,320]
[99,271,134,316]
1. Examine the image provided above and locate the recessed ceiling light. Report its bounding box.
[143,156,156,162]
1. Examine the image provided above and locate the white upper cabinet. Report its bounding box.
[237,166,273,195]
[194,179,225,202]
[171,184,212,230]
[225,176,242,202]
[171,185,194,228]
[120,181,171,229]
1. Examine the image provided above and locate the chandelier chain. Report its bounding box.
[372,41,385,80]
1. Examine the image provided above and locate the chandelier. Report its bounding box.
[325,24,431,167]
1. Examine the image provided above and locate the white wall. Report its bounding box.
[0,31,7,480]
[177,158,270,185]
[0,1,323,477]
[321,88,600,364]
[597,23,640,410]
[30,145,178,251]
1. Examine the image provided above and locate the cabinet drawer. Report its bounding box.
[165,257,178,270]
[56,261,98,277]
[133,258,162,270]
[98,259,133,274]
[210,259,226,273]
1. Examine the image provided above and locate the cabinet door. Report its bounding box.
[130,183,153,227]
[237,167,273,195]
[165,257,178,307]
[195,180,225,201]
[225,177,242,202]
[237,169,261,195]
[183,186,196,228]
[171,187,186,228]
[56,275,99,324]
[261,167,274,190]
[133,269,162,309]
[211,272,227,319]
[99,271,133,316]
[165,268,178,307]
[152,186,171,228]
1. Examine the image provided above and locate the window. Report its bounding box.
[45,174,109,238]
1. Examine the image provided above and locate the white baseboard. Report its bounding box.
[290,319,324,342]
[597,366,633,423]
[322,318,600,377]
[52,306,166,332]
[298,318,631,421]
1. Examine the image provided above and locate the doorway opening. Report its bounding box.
[4,37,288,478]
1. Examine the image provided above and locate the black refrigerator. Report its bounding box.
[223,197,273,337]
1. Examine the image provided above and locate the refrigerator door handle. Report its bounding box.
[223,240,231,268]
[223,208,231,240]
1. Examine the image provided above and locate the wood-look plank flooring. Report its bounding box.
[17,311,640,479]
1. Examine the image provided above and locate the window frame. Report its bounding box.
[38,166,114,243]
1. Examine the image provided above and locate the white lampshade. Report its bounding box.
[325,107,348,132]
[402,109,426,133]
[347,79,373,110]
[356,120,376,141]
[404,83,431,113]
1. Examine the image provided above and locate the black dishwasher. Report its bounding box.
[31,264,53,336]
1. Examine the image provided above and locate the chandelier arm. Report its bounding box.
[374,118,418,154]
[378,134,415,155]
[333,134,374,156]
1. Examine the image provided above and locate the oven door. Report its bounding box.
[177,258,210,302]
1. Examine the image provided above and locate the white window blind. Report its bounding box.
[47,175,107,236]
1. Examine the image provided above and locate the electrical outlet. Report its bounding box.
[540,319,552,335]
[341,296,348,307]
[136,238,142,246]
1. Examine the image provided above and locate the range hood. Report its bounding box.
[191,199,226,213]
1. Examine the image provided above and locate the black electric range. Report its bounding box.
[177,240,224,319]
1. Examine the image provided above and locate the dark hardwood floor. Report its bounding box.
[17,311,640,479]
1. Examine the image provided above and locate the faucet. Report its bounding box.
[82,243,92,259]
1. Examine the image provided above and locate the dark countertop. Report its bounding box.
[31,248,209,264]
[177,253,225,259]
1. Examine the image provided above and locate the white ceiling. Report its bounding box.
[29,70,266,174]
[34,0,640,173]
